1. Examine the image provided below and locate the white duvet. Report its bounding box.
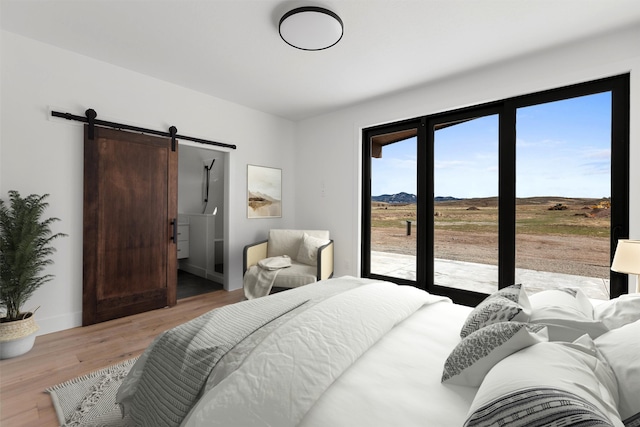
[181,279,476,426]
[302,300,476,427]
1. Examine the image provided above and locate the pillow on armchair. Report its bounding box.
[267,229,330,260]
[296,233,330,266]
[267,229,304,259]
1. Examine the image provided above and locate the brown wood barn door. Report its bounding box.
[83,125,178,326]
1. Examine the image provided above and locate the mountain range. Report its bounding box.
[372,193,462,204]
[372,192,416,203]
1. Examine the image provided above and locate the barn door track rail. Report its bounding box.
[51,108,237,150]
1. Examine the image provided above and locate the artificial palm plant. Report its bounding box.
[0,190,66,322]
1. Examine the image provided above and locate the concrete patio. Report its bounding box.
[371,251,610,300]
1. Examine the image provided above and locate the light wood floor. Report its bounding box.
[0,289,245,427]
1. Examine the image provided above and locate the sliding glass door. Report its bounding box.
[363,123,419,283]
[362,75,629,304]
[515,92,613,299]
[431,113,500,295]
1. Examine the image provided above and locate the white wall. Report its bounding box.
[0,31,296,335]
[294,24,640,292]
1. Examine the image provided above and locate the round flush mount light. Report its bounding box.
[279,6,343,51]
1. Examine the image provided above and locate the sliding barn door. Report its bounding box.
[83,125,178,326]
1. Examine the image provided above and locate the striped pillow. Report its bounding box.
[465,387,617,427]
[465,339,623,426]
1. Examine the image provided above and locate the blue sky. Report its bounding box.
[372,92,611,199]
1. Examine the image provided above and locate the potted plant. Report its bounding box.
[0,191,66,359]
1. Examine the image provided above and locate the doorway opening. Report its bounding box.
[177,143,227,299]
[177,270,223,299]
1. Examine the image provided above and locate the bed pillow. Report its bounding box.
[594,294,640,330]
[460,284,531,338]
[442,322,547,386]
[595,319,640,423]
[528,288,608,341]
[465,338,623,427]
[296,232,330,266]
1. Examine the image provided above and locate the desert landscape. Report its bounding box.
[371,196,611,279]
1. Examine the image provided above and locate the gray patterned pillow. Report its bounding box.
[442,322,547,386]
[460,284,531,338]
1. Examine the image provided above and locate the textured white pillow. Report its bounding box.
[529,288,608,341]
[594,294,640,330]
[465,338,623,427]
[296,233,329,266]
[267,229,304,259]
[442,322,547,386]
[460,284,531,338]
[595,319,640,423]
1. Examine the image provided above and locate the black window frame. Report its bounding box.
[361,74,630,305]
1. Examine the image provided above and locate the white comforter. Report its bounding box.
[302,299,476,426]
[181,278,475,426]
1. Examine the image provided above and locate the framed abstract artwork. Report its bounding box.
[247,164,282,218]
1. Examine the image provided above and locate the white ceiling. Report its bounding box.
[2,0,640,121]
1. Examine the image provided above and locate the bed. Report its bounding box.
[115,276,640,427]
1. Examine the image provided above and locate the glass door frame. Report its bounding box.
[361,117,422,287]
[425,104,505,306]
[361,74,629,304]
[507,75,630,299]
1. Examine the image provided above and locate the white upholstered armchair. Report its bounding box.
[243,229,334,291]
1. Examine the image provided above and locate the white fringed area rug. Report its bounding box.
[46,357,138,427]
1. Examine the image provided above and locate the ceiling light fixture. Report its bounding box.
[279,6,343,51]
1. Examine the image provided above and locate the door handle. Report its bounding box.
[171,219,177,243]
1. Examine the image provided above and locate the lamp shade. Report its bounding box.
[279,6,343,51]
[611,240,640,274]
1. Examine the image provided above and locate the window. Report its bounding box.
[362,75,630,305]
[362,121,419,286]
[515,93,613,299]
[432,113,499,295]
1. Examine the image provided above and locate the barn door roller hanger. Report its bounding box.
[51,108,236,151]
